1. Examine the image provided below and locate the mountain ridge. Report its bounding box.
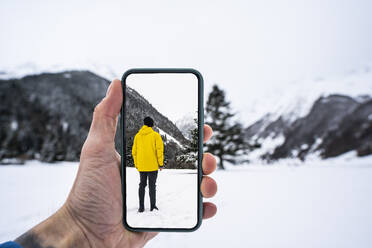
[245,94,372,162]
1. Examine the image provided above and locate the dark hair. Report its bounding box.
[143,116,154,127]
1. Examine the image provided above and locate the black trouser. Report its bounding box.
[139,171,158,209]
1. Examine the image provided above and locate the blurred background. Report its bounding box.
[1,0,372,247]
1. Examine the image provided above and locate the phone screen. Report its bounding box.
[121,69,203,231]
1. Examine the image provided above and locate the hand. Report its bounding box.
[159,167,163,171]
[15,79,217,248]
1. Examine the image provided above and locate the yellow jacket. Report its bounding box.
[132,125,164,172]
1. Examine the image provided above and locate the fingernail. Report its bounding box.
[106,82,113,96]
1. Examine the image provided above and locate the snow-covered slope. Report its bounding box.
[245,66,372,162]
[157,128,184,148]
[245,66,372,127]
[175,112,197,140]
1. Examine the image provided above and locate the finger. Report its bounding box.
[202,153,217,175]
[201,175,217,198]
[203,202,217,219]
[88,79,123,143]
[203,124,213,143]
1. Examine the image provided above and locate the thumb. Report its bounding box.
[88,79,123,144]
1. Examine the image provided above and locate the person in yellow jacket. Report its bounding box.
[132,116,164,212]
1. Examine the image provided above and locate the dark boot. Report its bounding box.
[150,206,159,211]
[148,171,158,210]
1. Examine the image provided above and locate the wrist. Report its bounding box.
[64,201,129,248]
[15,205,91,248]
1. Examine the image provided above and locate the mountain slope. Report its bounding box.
[0,71,107,162]
[245,67,372,162]
[175,113,197,140]
[0,71,187,164]
[320,99,372,157]
[244,66,372,127]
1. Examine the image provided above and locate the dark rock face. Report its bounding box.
[271,95,359,160]
[320,99,372,158]
[0,71,187,165]
[245,94,372,161]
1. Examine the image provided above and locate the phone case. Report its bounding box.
[120,68,204,232]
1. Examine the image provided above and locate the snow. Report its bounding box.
[0,61,119,81]
[0,63,39,80]
[244,66,372,126]
[306,150,372,166]
[301,143,309,150]
[175,112,197,140]
[310,137,323,151]
[248,133,285,161]
[61,121,69,132]
[1,158,372,247]
[10,120,18,131]
[126,167,198,228]
[0,161,77,240]
[63,73,71,79]
[291,149,299,157]
[157,128,183,148]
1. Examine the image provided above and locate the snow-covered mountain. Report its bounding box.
[175,112,197,140]
[0,70,188,167]
[245,66,372,126]
[2,64,371,165]
[245,66,372,162]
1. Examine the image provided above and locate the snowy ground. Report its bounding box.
[0,161,77,240]
[126,167,198,229]
[1,157,372,247]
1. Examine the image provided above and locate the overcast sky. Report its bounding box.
[126,73,198,122]
[1,0,372,122]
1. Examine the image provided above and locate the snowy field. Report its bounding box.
[126,167,198,228]
[1,156,372,247]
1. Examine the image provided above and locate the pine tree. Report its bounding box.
[205,85,247,169]
[176,118,198,168]
[184,118,198,155]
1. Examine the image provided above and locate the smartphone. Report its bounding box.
[120,68,204,232]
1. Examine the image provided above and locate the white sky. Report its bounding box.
[1,0,372,122]
[126,73,198,122]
